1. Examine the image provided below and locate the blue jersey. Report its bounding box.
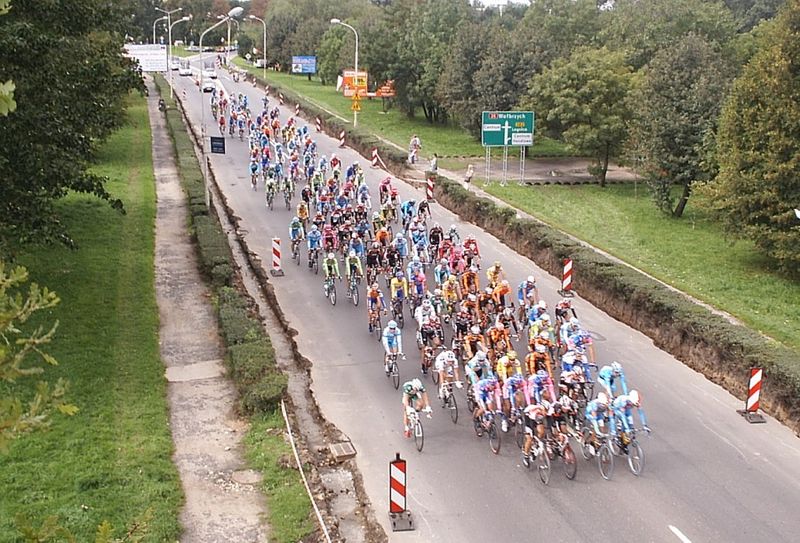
[610,395,647,433]
[307,230,322,249]
[382,327,403,351]
[585,400,609,433]
[517,281,536,304]
[597,366,628,396]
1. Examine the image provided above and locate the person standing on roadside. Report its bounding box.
[409,134,421,164]
[430,153,438,174]
[464,164,474,185]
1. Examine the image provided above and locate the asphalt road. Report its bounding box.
[170,62,800,543]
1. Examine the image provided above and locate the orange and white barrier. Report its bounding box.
[339,130,345,148]
[315,116,322,132]
[738,367,766,423]
[389,453,413,531]
[559,258,574,296]
[270,238,284,277]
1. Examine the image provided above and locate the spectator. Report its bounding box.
[464,164,474,185]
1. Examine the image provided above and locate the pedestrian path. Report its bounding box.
[147,78,270,542]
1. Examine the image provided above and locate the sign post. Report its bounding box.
[389,453,413,531]
[481,111,535,186]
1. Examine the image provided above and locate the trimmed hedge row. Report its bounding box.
[434,177,800,432]
[154,75,287,414]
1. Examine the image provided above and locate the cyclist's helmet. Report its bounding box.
[596,392,609,405]
[434,288,442,296]
[485,287,493,294]
[470,265,478,273]
[493,260,501,267]
[412,255,420,264]
[292,216,299,223]
[440,258,448,265]
[527,275,535,284]
[467,294,477,302]
[372,242,381,249]
[611,361,623,375]
[503,307,513,317]
[570,317,580,327]
[507,350,517,361]
[536,369,548,379]
[432,222,440,229]
[410,378,423,391]
[540,313,551,323]
[395,232,403,240]
[501,279,509,286]
[388,320,398,329]
[422,300,432,310]
[628,390,641,406]
[446,351,457,363]
[538,300,548,310]
[476,351,487,361]
[396,271,404,279]
[495,322,504,331]
[348,249,356,257]
[471,325,481,335]
[310,225,318,231]
[327,252,335,259]
[371,283,380,290]
[539,330,549,339]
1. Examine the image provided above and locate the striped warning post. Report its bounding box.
[746,368,763,412]
[265,84,270,95]
[389,455,406,513]
[295,103,300,116]
[279,93,284,105]
[559,258,573,296]
[270,238,284,277]
[315,116,321,132]
[425,176,435,201]
[372,148,380,168]
[339,130,345,147]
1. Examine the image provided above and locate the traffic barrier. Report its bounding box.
[279,93,284,105]
[389,453,414,531]
[270,237,284,277]
[315,116,322,132]
[371,148,380,168]
[737,368,766,423]
[265,84,270,95]
[425,176,435,201]
[558,258,574,297]
[295,103,300,116]
[339,130,346,148]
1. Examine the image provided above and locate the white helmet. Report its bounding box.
[410,378,423,391]
[628,390,641,406]
[476,351,487,361]
[434,288,442,296]
[422,300,432,310]
[611,361,623,375]
[527,275,535,284]
[597,392,609,405]
[570,317,580,327]
[471,325,480,335]
[327,252,335,259]
[540,313,551,322]
[446,351,457,363]
[348,249,356,257]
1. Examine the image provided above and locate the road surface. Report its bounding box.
[169,62,800,543]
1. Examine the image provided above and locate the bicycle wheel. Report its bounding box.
[374,318,382,342]
[398,312,405,329]
[580,428,594,460]
[414,419,424,452]
[313,256,319,275]
[352,286,359,307]
[627,441,645,476]
[563,443,578,480]
[329,285,337,306]
[538,445,552,485]
[391,362,400,390]
[515,417,526,449]
[598,443,614,481]
[447,392,458,424]
[432,368,440,385]
[488,421,501,455]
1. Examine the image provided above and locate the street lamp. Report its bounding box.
[200,6,244,206]
[152,15,167,44]
[155,6,181,46]
[249,14,267,81]
[168,15,192,98]
[331,18,359,128]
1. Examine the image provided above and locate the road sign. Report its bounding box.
[291,55,317,74]
[481,111,534,147]
[123,44,168,72]
[210,136,226,154]
[351,100,361,112]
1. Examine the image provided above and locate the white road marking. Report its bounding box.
[696,415,747,460]
[668,525,693,543]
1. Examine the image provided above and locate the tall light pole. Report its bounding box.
[152,15,167,44]
[168,15,192,98]
[200,6,244,206]
[249,14,267,81]
[331,18,359,128]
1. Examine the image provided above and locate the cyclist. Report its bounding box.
[400,199,416,229]
[382,320,404,372]
[393,231,409,260]
[610,390,650,435]
[344,249,363,286]
[473,375,501,425]
[402,378,432,438]
[492,279,511,307]
[460,265,480,295]
[406,255,424,282]
[366,283,387,332]
[434,350,463,400]
[597,361,628,398]
[517,276,539,308]
[433,258,450,287]
[307,225,322,267]
[323,252,340,282]
[463,235,481,266]
[522,398,550,466]
[465,350,493,386]
[289,216,305,245]
[428,222,443,252]
[585,392,611,450]
[496,350,522,385]
[463,325,487,359]
[322,224,337,253]
[529,369,557,405]
[501,372,530,432]
[486,260,505,289]
[390,271,408,304]
[365,242,383,282]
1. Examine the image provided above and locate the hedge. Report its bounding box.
[154,75,287,414]
[434,177,800,432]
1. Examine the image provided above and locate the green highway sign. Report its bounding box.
[481,111,535,147]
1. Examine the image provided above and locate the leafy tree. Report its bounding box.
[724,0,785,31]
[603,0,737,69]
[436,19,486,136]
[629,34,732,217]
[0,1,143,255]
[523,47,636,186]
[699,0,800,272]
[317,28,347,85]
[1,263,77,452]
[0,0,13,116]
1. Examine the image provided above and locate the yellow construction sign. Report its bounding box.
[351,93,361,112]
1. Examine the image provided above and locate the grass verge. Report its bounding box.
[154,75,313,542]
[485,183,800,352]
[0,94,183,540]
[245,411,314,543]
[233,58,570,159]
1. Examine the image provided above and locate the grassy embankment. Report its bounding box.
[0,95,183,540]
[485,183,800,352]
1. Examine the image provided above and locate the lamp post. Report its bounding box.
[330,18,359,128]
[168,15,192,98]
[249,14,267,81]
[152,15,167,44]
[200,6,244,206]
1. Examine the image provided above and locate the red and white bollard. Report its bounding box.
[270,238,284,277]
[371,147,380,168]
[559,258,574,297]
[295,103,300,116]
[265,84,270,95]
[315,116,322,132]
[339,130,346,147]
[389,453,413,531]
[278,93,284,106]
[425,176,435,201]
[738,367,766,423]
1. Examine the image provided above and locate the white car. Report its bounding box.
[201,79,216,93]
[170,58,180,71]
[202,67,217,80]
[178,64,192,76]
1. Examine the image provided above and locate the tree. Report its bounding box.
[629,34,732,217]
[0,0,13,116]
[523,47,636,186]
[724,0,785,31]
[1,262,77,452]
[699,0,800,272]
[436,19,486,136]
[0,1,143,255]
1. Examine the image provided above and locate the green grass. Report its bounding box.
[244,411,314,543]
[169,46,196,58]
[0,94,183,540]
[485,183,800,351]
[233,58,570,159]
